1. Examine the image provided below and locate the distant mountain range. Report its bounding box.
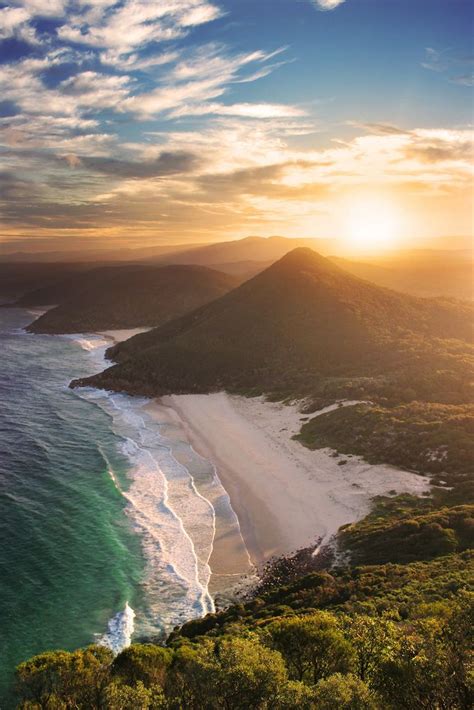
[148,236,333,266]
[2,236,471,304]
[0,236,331,264]
[73,248,473,399]
[0,242,203,264]
[25,265,238,334]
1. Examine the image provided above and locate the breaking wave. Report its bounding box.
[81,388,217,637]
[68,331,249,645]
[99,603,135,655]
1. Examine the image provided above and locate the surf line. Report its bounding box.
[96,400,216,615]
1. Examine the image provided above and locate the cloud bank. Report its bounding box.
[0,0,472,248]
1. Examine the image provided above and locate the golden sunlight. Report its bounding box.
[341,195,403,254]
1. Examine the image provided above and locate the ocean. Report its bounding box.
[0,308,245,706]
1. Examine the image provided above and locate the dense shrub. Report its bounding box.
[15,593,473,709]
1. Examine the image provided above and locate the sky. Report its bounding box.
[0,0,473,254]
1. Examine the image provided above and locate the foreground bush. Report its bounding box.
[15,592,473,709]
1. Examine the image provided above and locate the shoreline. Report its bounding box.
[21,316,433,627]
[144,400,255,595]
[97,328,151,345]
[72,327,255,601]
[30,314,431,599]
[158,393,431,568]
[155,396,287,566]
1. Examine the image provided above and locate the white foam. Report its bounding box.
[69,336,252,638]
[67,335,110,352]
[77,387,219,637]
[100,602,135,655]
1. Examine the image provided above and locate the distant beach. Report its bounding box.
[97,328,151,345]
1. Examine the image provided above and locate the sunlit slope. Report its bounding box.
[333,251,474,302]
[27,265,238,334]
[73,248,473,397]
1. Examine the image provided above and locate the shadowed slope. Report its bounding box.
[27,265,238,334]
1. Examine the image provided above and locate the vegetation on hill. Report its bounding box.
[15,554,473,708]
[297,402,474,479]
[25,265,237,334]
[172,551,474,636]
[0,263,94,304]
[71,249,473,489]
[13,248,473,708]
[338,496,473,565]
[72,248,473,395]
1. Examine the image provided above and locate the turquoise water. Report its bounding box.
[0,309,145,706]
[0,308,244,708]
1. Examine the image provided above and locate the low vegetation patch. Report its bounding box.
[297,402,474,481]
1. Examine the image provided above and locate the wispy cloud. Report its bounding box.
[59,71,132,110]
[347,121,410,136]
[1,0,471,245]
[122,44,293,118]
[0,0,308,242]
[169,102,306,118]
[100,49,179,71]
[421,47,450,73]
[13,0,68,17]
[57,0,224,53]
[62,150,200,178]
[422,47,474,87]
[312,0,346,11]
[451,73,474,87]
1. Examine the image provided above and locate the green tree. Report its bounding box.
[102,680,166,710]
[112,644,171,688]
[374,625,443,710]
[16,645,113,709]
[437,593,474,709]
[313,673,377,710]
[214,636,288,709]
[344,615,399,682]
[169,635,288,709]
[276,680,316,708]
[374,603,473,710]
[19,697,67,710]
[266,612,354,683]
[166,641,217,709]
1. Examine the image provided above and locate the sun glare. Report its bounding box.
[341,196,403,255]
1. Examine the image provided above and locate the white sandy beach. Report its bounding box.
[98,327,150,343]
[158,393,431,566]
[84,328,431,587]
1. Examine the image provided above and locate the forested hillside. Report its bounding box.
[0,263,94,304]
[15,551,473,708]
[25,265,237,333]
[72,249,473,479]
[74,248,473,396]
[15,248,473,709]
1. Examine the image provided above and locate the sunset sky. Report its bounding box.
[0,0,473,254]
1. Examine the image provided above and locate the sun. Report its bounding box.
[341,195,402,255]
